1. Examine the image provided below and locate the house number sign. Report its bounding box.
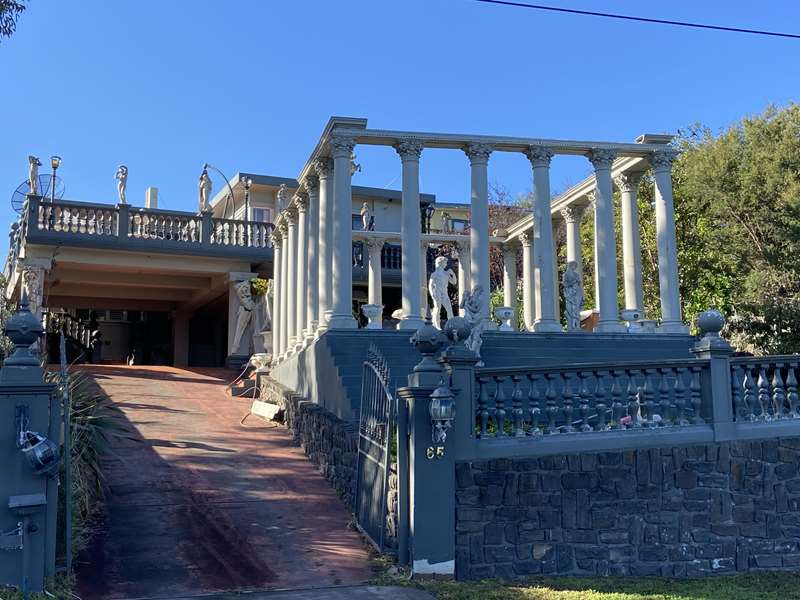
[426,446,445,460]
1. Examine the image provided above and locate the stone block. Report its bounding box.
[469,533,484,563]
[783,554,800,567]
[513,560,542,575]
[733,506,755,523]
[469,564,494,579]
[710,557,735,571]
[574,545,609,560]
[562,490,577,530]
[591,508,617,529]
[485,545,515,563]
[503,473,519,506]
[480,484,505,506]
[475,472,506,486]
[564,529,598,544]
[599,530,629,544]
[562,472,598,489]
[638,544,669,562]
[698,472,729,487]
[515,543,533,561]
[538,509,560,528]
[518,472,538,492]
[456,488,481,506]
[659,526,679,544]
[609,545,635,561]
[541,474,561,491]
[598,452,623,465]
[753,554,782,568]
[581,454,597,471]
[669,544,695,561]
[484,523,504,545]
[637,484,660,499]
[695,543,724,558]
[711,523,739,536]
[739,523,767,538]
[630,564,664,576]
[512,458,538,471]
[519,492,548,507]
[557,543,574,571]
[776,463,798,480]
[532,543,555,561]
[455,462,473,487]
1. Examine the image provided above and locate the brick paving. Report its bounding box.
[75,366,373,600]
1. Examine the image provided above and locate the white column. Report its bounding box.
[366,237,385,326]
[420,240,429,317]
[329,134,357,329]
[295,193,308,350]
[588,149,625,332]
[304,175,320,341]
[271,229,283,360]
[651,150,687,333]
[520,232,535,331]
[315,158,333,332]
[279,221,289,358]
[502,243,518,330]
[552,220,561,323]
[560,206,584,279]
[285,206,298,350]
[615,172,645,312]
[464,143,493,325]
[455,240,470,316]
[395,138,424,329]
[524,146,560,332]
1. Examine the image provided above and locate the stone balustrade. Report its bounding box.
[731,357,800,421]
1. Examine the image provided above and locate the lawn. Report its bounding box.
[373,572,800,600]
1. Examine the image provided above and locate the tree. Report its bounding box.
[0,0,27,42]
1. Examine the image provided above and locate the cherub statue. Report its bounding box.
[198,168,212,213]
[115,165,128,204]
[360,201,371,231]
[562,260,583,331]
[428,256,456,330]
[230,280,255,354]
[28,155,41,196]
[460,285,486,366]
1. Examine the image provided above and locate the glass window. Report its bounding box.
[352,214,362,230]
[252,207,272,223]
[451,219,468,232]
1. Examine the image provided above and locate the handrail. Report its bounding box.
[477,357,709,378]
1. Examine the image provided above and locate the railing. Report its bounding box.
[210,217,273,248]
[730,356,800,421]
[129,210,201,242]
[45,312,91,348]
[474,360,708,438]
[381,244,402,270]
[38,201,118,236]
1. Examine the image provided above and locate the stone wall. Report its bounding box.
[456,437,800,579]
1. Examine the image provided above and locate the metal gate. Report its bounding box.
[354,345,394,552]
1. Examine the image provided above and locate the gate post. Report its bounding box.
[397,319,456,576]
[0,296,58,592]
[691,310,735,440]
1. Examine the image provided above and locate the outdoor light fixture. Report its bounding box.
[429,379,456,444]
[18,429,60,478]
[49,155,62,203]
[425,203,436,233]
[244,176,253,222]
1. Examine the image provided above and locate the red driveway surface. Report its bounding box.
[75,366,373,600]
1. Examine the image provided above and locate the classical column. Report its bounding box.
[329,134,357,329]
[455,240,470,316]
[651,150,687,333]
[615,172,645,312]
[304,175,320,341]
[285,206,298,350]
[552,220,561,323]
[315,157,334,332]
[279,220,290,358]
[520,232,535,331]
[502,243,518,330]
[464,143,493,325]
[294,193,308,350]
[395,138,424,329]
[524,146,560,332]
[366,237,385,326]
[271,227,283,360]
[560,206,584,279]
[588,149,625,332]
[420,240,429,318]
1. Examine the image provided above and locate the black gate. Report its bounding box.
[354,345,394,552]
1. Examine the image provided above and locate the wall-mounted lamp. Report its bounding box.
[429,379,456,444]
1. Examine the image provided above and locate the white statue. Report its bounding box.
[115,165,128,204]
[198,168,212,213]
[263,279,273,331]
[23,269,42,316]
[360,201,371,231]
[562,260,584,331]
[461,285,486,366]
[277,184,289,212]
[230,280,255,354]
[28,155,41,195]
[428,256,456,330]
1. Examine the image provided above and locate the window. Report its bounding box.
[451,218,468,233]
[352,214,362,230]
[252,207,272,223]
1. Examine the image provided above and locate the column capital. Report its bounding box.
[277,183,291,211]
[285,204,298,223]
[524,145,554,167]
[454,239,470,254]
[614,171,643,192]
[559,205,584,224]
[328,134,357,159]
[587,148,617,170]
[303,173,319,194]
[502,240,520,255]
[270,229,283,247]
[394,137,424,161]
[518,230,532,247]
[365,236,387,250]
[293,193,308,213]
[463,142,493,165]
[276,220,288,238]
[313,156,333,179]
[650,148,680,172]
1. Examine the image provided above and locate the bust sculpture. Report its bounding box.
[428,256,456,330]
[360,201,371,231]
[562,261,583,331]
[230,280,255,355]
[28,155,41,196]
[198,168,212,213]
[115,165,128,204]
[460,285,486,366]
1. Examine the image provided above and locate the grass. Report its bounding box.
[371,570,800,600]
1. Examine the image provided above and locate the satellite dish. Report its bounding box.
[11,175,65,214]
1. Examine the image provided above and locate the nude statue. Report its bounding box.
[115,165,128,204]
[460,285,486,366]
[230,280,255,355]
[562,260,584,331]
[28,156,41,196]
[198,168,212,213]
[428,256,457,330]
[360,201,371,231]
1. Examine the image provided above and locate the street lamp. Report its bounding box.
[49,155,61,203]
[244,176,253,222]
[425,203,436,234]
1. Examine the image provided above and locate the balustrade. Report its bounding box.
[474,360,707,439]
[38,201,117,236]
[730,357,800,421]
[129,210,201,242]
[210,217,273,248]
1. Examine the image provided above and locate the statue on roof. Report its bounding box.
[115,165,128,204]
[198,167,212,213]
[360,201,372,231]
[28,155,41,196]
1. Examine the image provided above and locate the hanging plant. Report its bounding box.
[250,277,269,298]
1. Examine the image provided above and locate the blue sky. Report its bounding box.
[1,0,799,234]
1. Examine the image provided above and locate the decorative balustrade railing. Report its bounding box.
[382,244,402,270]
[730,356,800,422]
[129,210,202,242]
[20,196,274,258]
[473,360,709,439]
[45,312,91,348]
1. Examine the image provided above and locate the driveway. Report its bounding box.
[75,366,374,600]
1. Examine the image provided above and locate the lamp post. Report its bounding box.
[203,163,237,218]
[244,176,252,222]
[425,203,436,234]
[49,156,61,203]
